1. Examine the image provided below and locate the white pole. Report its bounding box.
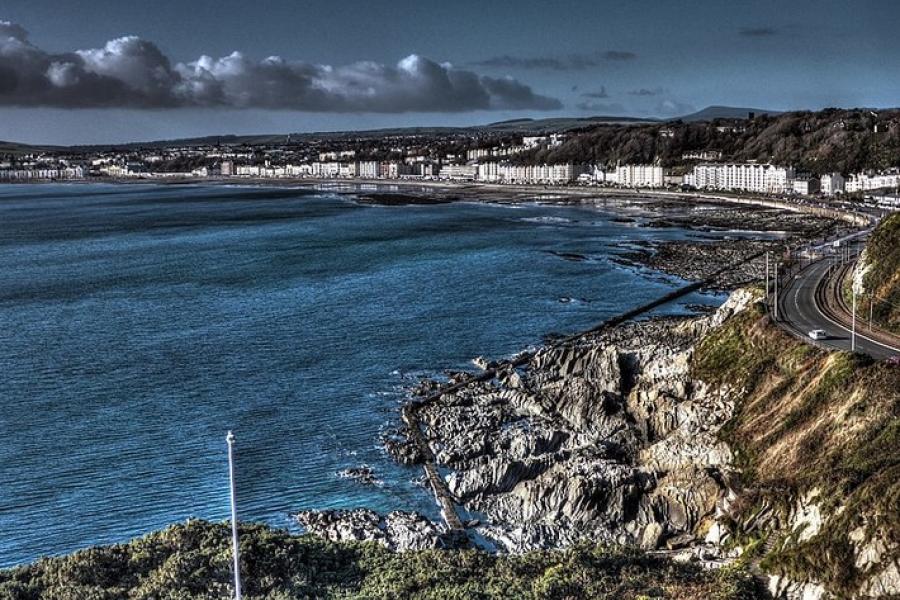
[226,431,243,600]
[870,297,873,331]
[851,289,857,352]
[774,261,779,321]
[765,252,770,299]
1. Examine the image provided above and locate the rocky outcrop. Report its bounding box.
[295,509,459,551]
[401,289,756,553]
[304,283,895,599]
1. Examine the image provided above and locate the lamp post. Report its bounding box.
[226,431,242,600]
[774,261,779,321]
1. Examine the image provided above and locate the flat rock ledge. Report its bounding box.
[295,509,465,551]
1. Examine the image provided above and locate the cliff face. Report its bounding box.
[398,287,898,599]
[693,294,900,599]
[853,213,900,335]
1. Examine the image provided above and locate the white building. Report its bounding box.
[438,164,478,181]
[820,172,845,195]
[686,163,795,194]
[357,161,379,179]
[0,166,84,180]
[615,164,665,188]
[845,171,900,193]
[792,177,820,196]
[682,150,723,161]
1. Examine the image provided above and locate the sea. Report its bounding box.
[0,183,726,567]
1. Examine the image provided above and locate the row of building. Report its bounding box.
[223,159,667,187]
[0,166,85,180]
[684,163,900,195]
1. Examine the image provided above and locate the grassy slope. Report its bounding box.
[693,300,900,595]
[0,521,761,600]
[861,213,900,335]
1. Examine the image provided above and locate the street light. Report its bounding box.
[226,431,243,600]
[774,261,779,321]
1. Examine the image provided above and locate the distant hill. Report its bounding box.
[67,116,658,151]
[0,140,58,154]
[516,107,900,175]
[482,115,656,132]
[676,105,782,122]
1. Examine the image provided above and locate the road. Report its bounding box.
[776,256,900,360]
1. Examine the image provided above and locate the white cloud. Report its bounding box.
[0,21,560,112]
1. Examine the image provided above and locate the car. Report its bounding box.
[808,329,828,340]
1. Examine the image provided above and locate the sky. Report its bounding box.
[1,0,898,145]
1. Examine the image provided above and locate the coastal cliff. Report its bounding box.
[318,285,898,599]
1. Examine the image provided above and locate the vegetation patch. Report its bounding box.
[859,213,900,335]
[693,303,900,596]
[0,520,764,600]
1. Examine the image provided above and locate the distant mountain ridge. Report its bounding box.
[6,106,893,151]
[677,105,782,122]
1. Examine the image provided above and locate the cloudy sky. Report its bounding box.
[1,0,898,144]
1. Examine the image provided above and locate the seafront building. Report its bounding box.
[820,172,845,195]
[0,166,84,180]
[792,177,820,196]
[845,170,900,193]
[684,163,795,194]
[475,163,586,185]
[615,164,665,188]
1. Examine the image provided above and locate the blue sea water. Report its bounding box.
[0,183,724,567]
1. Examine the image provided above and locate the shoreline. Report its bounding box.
[2,175,871,225]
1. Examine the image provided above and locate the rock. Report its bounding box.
[859,560,900,598]
[665,533,696,550]
[338,465,380,486]
[382,427,425,465]
[640,523,664,549]
[389,289,761,554]
[295,509,453,552]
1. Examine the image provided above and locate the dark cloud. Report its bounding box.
[581,86,609,99]
[0,20,560,112]
[628,87,664,96]
[471,50,636,71]
[575,100,625,114]
[739,26,780,37]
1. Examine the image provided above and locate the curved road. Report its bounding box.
[776,257,900,360]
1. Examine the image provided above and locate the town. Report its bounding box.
[2,108,900,211]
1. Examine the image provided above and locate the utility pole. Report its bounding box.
[851,288,857,352]
[226,431,243,600]
[765,252,770,301]
[869,297,874,331]
[774,261,779,321]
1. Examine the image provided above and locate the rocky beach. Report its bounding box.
[299,289,755,557]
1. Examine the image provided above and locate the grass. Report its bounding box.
[860,213,900,335]
[692,298,900,597]
[0,520,765,600]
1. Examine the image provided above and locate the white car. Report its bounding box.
[808,329,828,340]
